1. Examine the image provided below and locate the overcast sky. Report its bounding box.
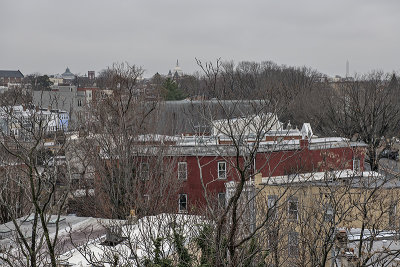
[1,0,399,77]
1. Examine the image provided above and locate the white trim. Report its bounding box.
[178,162,187,180]
[218,161,226,179]
[178,194,188,213]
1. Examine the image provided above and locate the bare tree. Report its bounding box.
[72,63,182,219]
[191,59,300,266]
[0,91,71,266]
[321,72,400,171]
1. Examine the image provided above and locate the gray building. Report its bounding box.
[32,85,84,128]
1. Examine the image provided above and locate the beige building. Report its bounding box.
[254,170,400,266]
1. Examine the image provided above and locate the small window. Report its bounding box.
[77,99,82,107]
[288,197,298,221]
[324,204,334,222]
[140,162,149,181]
[268,195,278,219]
[179,194,187,213]
[218,192,226,208]
[178,162,187,180]
[143,194,149,204]
[218,161,226,179]
[268,229,278,251]
[288,231,299,257]
[389,203,397,228]
[353,158,361,173]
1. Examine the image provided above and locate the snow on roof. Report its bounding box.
[62,213,205,266]
[0,214,110,262]
[260,170,382,185]
[301,123,313,139]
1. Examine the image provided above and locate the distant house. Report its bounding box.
[77,87,98,104]
[32,85,100,126]
[0,105,69,140]
[0,70,24,87]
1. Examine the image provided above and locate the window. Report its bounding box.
[218,192,226,208]
[179,194,188,213]
[288,197,298,221]
[77,99,82,107]
[178,162,187,180]
[218,161,226,179]
[267,229,278,251]
[389,203,397,228]
[324,204,334,222]
[353,158,361,173]
[140,162,149,181]
[288,231,299,257]
[268,195,278,219]
[143,194,149,204]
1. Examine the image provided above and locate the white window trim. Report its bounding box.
[218,161,227,179]
[178,162,187,180]
[268,195,278,219]
[178,194,188,213]
[324,204,334,222]
[218,192,226,208]
[353,158,361,173]
[143,194,150,204]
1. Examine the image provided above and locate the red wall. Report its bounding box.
[177,144,365,213]
[98,143,366,215]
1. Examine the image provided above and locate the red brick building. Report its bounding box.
[94,122,366,216]
[172,134,365,214]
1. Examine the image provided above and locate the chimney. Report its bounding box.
[300,123,313,149]
[299,138,309,149]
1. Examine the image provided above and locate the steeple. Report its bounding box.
[173,60,183,78]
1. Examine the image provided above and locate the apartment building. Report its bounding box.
[95,120,366,216]
[255,169,400,266]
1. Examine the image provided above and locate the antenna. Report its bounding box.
[346,60,349,78]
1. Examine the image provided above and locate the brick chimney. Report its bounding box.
[299,138,309,149]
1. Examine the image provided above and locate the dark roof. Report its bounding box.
[62,67,75,79]
[0,70,24,78]
[155,100,270,135]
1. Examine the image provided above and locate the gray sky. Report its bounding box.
[1,0,399,77]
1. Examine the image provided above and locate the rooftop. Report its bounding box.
[0,70,24,78]
[259,170,400,188]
